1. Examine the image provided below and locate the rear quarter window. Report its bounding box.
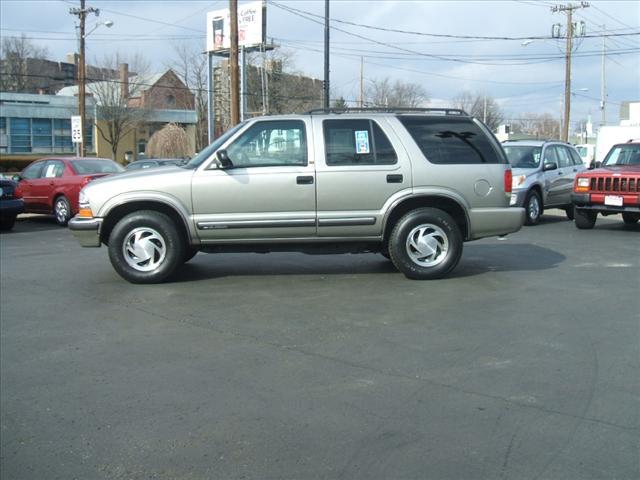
[398,116,504,164]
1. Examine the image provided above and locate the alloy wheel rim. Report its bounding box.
[528,196,540,221]
[55,199,69,223]
[405,223,449,267]
[122,227,167,272]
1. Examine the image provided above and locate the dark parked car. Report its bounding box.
[0,179,24,231]
[125,158,186,171]
[15,157,124,226]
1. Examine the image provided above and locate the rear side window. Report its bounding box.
[398,116,504,164]
[323,119,397,166]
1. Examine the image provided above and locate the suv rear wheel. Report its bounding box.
[108,210,185,284]
[574,208,597,229]
[622,213,639,225]
[388,208,463,280]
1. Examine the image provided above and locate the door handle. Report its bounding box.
[296,176,314,185]
[387,174,403,183]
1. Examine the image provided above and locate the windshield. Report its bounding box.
[184,122,246,169]
[602,144,640,166]
[71,160,124,174]
[503,146,542,169]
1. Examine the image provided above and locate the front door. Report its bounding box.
[191,119,317,241]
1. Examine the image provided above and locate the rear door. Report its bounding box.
[313,117,411,237]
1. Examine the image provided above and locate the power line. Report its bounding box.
[269,0,639,42]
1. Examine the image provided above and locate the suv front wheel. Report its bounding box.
[388,208,463,280]
[108,210,185,284]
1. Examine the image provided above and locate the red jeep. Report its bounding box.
[572,141,640,229]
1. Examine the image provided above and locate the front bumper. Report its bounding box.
[572,193,640,214]
[509,189,528,208]
[68,216,103,247]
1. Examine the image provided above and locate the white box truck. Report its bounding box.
[595,126,640,164]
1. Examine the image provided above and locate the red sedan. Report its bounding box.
[16,157,124,225]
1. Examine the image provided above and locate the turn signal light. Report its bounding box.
[78,208,94,218]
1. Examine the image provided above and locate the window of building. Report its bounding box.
[32,118,53,153]
[54,119,73,152]
[9,118,31,153]
[323,119,398,166]
[166,95,176,107]
[137,139,147,158]
[0,118,7,153]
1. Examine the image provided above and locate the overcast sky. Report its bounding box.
[1,0,639,127]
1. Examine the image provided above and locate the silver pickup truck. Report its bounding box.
[69,108,524,283]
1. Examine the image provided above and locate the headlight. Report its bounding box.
[78,189,94,218]
[512,175,527,189]
[575,177,590,192]
[78,189,89,206]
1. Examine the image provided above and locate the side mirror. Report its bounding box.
[11,174,22,182]
[216,149,233,169]
[543,162,558,171]
[595,161,602,168]
[588,160,596,170]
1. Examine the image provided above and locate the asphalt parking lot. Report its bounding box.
[1,211,638,480]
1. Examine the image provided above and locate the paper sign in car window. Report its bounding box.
[354,130,370,154]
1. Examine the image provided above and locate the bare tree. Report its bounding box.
[0,33,49,92]
[512,113,561,139]
[452,91,504,130]
[90,53,151,161]
[169,42,209,151]
[147,123,191,158]
[365,77,429,108]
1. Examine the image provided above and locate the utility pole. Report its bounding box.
[323,0,330,109]
[359,56,364,108]
[69,0,99,157]
[229,0,240,126]
[551,1,589,142]
[600,24,606,127]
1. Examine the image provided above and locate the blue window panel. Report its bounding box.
[0,117,6,131]
[33,136,52,148]
[32,118,52,135]
[54,119,71,130]
[10,118,30,135]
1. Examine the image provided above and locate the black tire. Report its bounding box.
[107,210,185,284]
[183,247,199,263]
[53,195,71,226]
[622,213,639,225]
[574,208,597,229]
[524,190,542,226]
[565,206,575,221]
[0,215,16,231]
[388,208,463,280]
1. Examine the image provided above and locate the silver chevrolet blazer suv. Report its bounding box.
[69,108,524,283]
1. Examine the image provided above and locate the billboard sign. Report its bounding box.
[206,1,265,52]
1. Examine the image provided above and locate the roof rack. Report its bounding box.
[305,107,469,116]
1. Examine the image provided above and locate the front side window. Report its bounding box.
[22,161,44,179]
[543,146,558,165]
[554,146,572,168]
[226,120,307,168]
[323,119,397,166]
[398,116,503,164]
